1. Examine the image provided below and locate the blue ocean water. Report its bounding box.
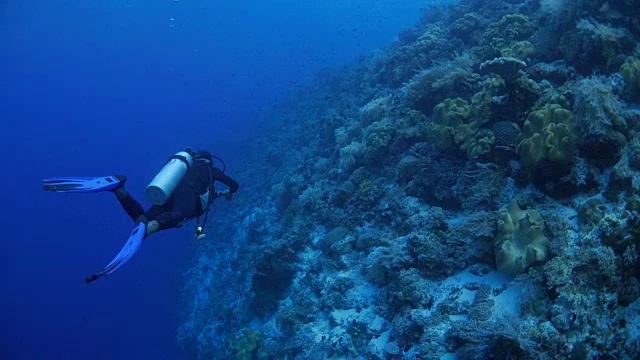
[0,1,428,358]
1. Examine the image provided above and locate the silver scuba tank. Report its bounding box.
[145,151,193,205]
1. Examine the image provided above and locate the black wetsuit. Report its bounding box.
[117,160,239,231]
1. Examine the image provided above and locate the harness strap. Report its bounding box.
[167,154,191,170]
[195,160,214,232]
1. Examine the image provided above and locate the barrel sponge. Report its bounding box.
[494,199,548,276]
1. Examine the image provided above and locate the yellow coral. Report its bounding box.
[485,14,535,58]
[621,57,640,95]
[430,96,500,159]
[230,329,262,360]
[516,103,576,169]
[517,133,545,167]
[471,76,506,120]
[450,12,483,38]
[461,129,495,159]
[494,200,548,276]
[485,14,534,43]
[542,122,574,161]
[430,98,473,150]
[505,41,535,59]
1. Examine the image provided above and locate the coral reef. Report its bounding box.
[405,51,479,113]
[573,75,628,168]
[176,0,640,358]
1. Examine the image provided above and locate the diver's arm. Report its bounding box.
[211,168,239,193]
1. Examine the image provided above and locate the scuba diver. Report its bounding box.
[42,148,239,284]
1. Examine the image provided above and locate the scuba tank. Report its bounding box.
[145,151,193,205]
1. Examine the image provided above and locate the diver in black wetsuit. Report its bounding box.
[42,148,239,283]
[112,149,239,238]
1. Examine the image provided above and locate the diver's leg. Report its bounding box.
[113,187,146,222]
[142,205,171,237]
[145,191,192,233]
[147,206,185,230]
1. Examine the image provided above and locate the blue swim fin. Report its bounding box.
[85,222,146,284]
[42,176,122,193]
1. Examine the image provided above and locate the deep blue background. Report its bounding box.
[0,1,427,358]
